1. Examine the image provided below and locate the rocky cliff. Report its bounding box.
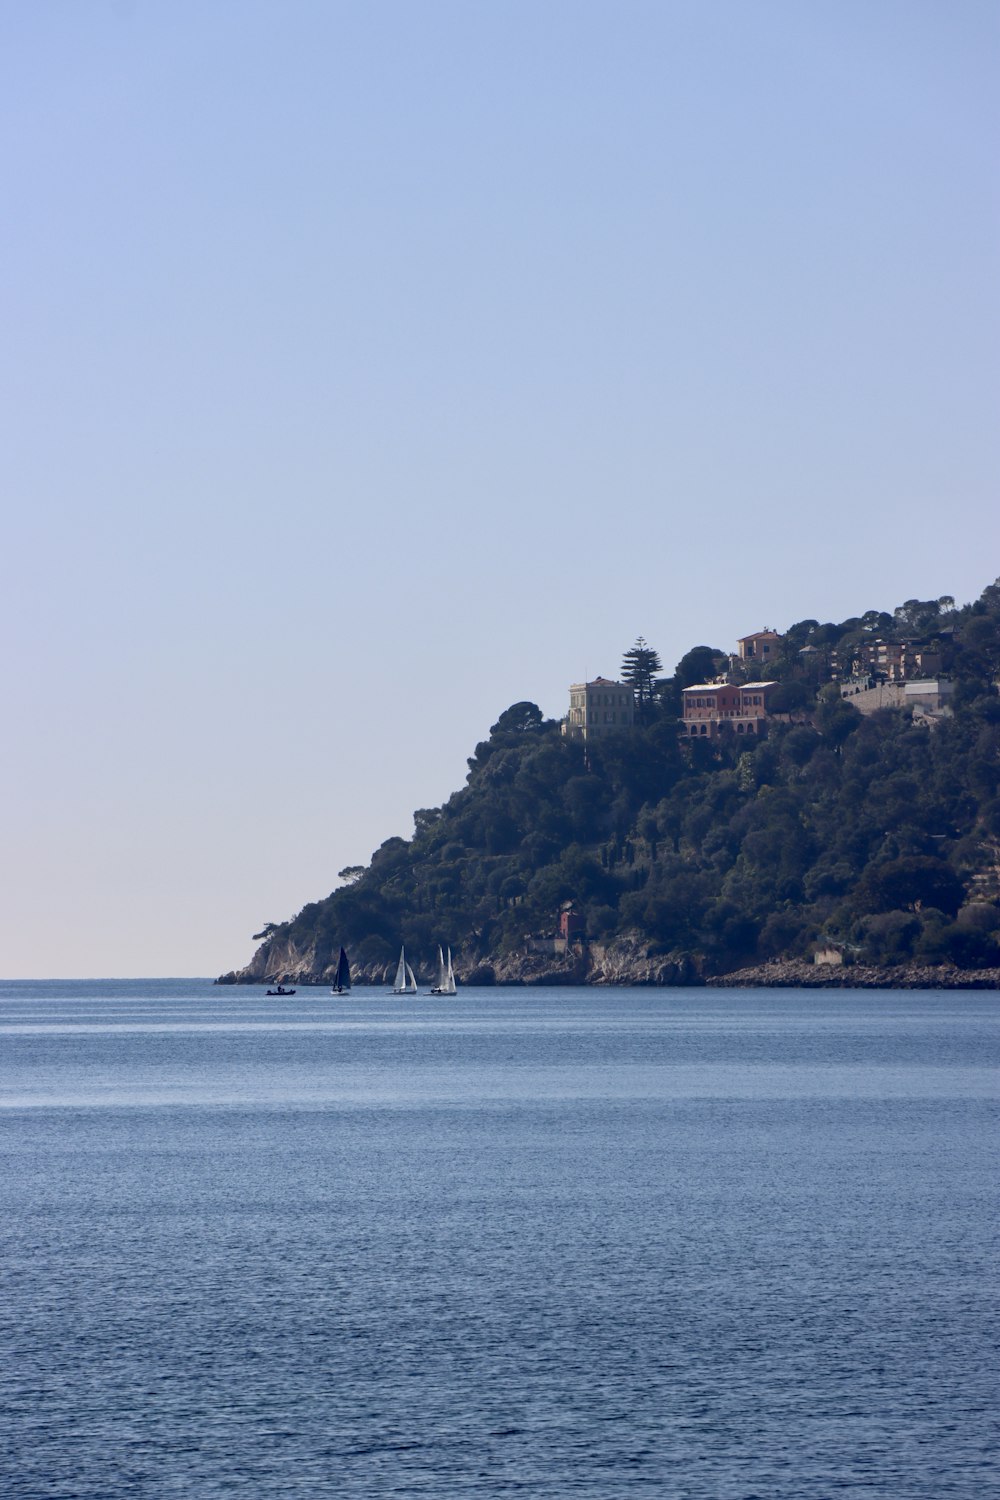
[217,931,700,987]
[218,936,999,989]
[218,932,327,986]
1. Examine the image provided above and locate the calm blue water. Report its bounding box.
[1,981,997,1499]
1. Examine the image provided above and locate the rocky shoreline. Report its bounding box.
[217,935,999,991]
[704,958,1000,989]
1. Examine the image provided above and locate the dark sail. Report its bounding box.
[334,947,351,993]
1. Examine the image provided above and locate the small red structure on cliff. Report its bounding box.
[559,903,585,942]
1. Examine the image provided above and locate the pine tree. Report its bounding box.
[621,637,663,711]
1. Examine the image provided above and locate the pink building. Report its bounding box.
[682,681,777,739]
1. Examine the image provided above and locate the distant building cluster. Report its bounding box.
[562,622,955,741]
[839,639,942,683]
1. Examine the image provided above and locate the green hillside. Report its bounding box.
[224,581,1000,980]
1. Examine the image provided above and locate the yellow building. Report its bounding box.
[563,677,636,741]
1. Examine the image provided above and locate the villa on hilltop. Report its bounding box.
[736,629,781,665]
[561,638,783,744]
[681,680,778,739]
[561,618,958,746]
[563,677,636,741]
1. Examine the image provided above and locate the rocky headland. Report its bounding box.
[218,581,1000,994]
[216,933,696,988]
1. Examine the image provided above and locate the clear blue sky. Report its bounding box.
[2,1,997,977]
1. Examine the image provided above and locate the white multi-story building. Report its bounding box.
[563,677,636,741]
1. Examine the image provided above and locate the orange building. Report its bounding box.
[736,629,781,664]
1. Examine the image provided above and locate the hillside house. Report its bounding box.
[736,629,782,664]
[682,681,777,739]
[854,639,942,682]
[563,678,636,741]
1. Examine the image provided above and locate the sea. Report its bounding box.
[1,980,997,1499]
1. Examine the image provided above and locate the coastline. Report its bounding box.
[705,958,1000,989]
[218,942,1000,991]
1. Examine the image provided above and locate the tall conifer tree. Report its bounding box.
[621,637,662,711]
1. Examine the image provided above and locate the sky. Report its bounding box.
[2,0,997,978]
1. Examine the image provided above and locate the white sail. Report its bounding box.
[434,944,446,992]
[393,946,407,993]
[405,962,418,993]
[445,946,457,995]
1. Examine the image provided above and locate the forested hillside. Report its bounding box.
[222,580,1000,983]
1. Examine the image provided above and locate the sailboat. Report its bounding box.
[392,945,418,995]
[430,944,458,996]
[331,947,351,995]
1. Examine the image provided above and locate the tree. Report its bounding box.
[675,645,724,688]
[768,680,813,713]
[490,702,544,736]
[337,866,366,885]
[413,807,442,837]
[621,638,663,712]
[863,856,964,917]
[893,598,943,637]
[563,774,608,841]
[815,695,862,750]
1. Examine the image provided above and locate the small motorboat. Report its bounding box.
[266,985,296,997]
